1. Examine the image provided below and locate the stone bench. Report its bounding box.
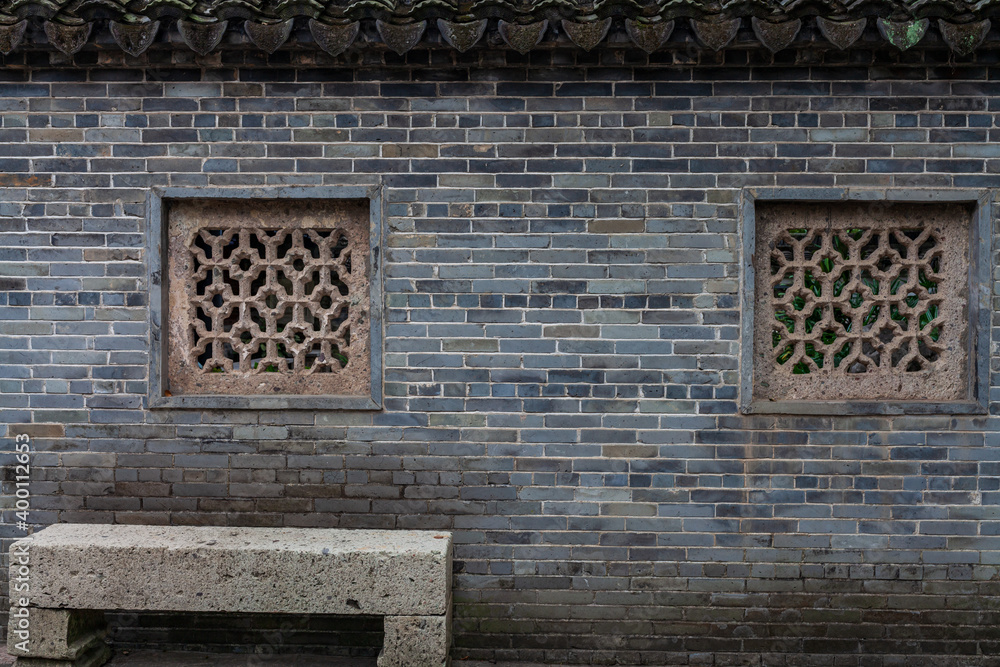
[7,524,452,667]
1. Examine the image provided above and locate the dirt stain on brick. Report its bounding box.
[0,173,51,187]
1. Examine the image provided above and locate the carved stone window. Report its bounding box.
[148,188,383,410]
[741,194,989,414]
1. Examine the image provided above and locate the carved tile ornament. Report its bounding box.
[753,202,970,403]
[9,6,994,57]
[166,199,371,396]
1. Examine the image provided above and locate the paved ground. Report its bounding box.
[0,647,595,666]
[109,651,376,666]
[0,647,378,665]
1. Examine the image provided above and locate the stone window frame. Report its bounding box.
[146,186,384,410]
[739,188,991,416]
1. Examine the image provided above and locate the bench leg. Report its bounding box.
[378,615,450,667]
[7,609,110,667]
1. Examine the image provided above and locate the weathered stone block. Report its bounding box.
[7,608,106,660]
[378,614,451,667]
[17,525,451,617]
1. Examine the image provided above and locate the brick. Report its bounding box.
[8,423,65,438]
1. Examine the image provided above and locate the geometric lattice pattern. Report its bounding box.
[166,199,371,396]
[753,202,970,403]
[768,227,942,375]
[187,227,352,375]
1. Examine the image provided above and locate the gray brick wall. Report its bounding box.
[2,28,1000,664]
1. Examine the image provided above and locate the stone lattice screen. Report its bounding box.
[165,199,371,396]
[752,201,971,404]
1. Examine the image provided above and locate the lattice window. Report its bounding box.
[165,199,371,397]
[752,202,970,403]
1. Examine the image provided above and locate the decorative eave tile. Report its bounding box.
[498,19,548,53]
[178,19,228,55]
[308,20,360,57]
[43,20,91,55]
[691,16,741,51]
[245,19,293,54]
[816,17,867,49]
[562,17,612,50]
[376,19,427,54]
[938,18,989,55]
[876,17,929,50]
[110,20,160,57]
[437,18,487,51]
[751,17,802,52]
[0,18,26,55]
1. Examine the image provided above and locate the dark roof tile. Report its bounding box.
[0,0,992,57]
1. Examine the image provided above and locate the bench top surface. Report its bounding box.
[24,524,452,555]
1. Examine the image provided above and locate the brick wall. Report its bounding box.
[2,24,1000,665]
